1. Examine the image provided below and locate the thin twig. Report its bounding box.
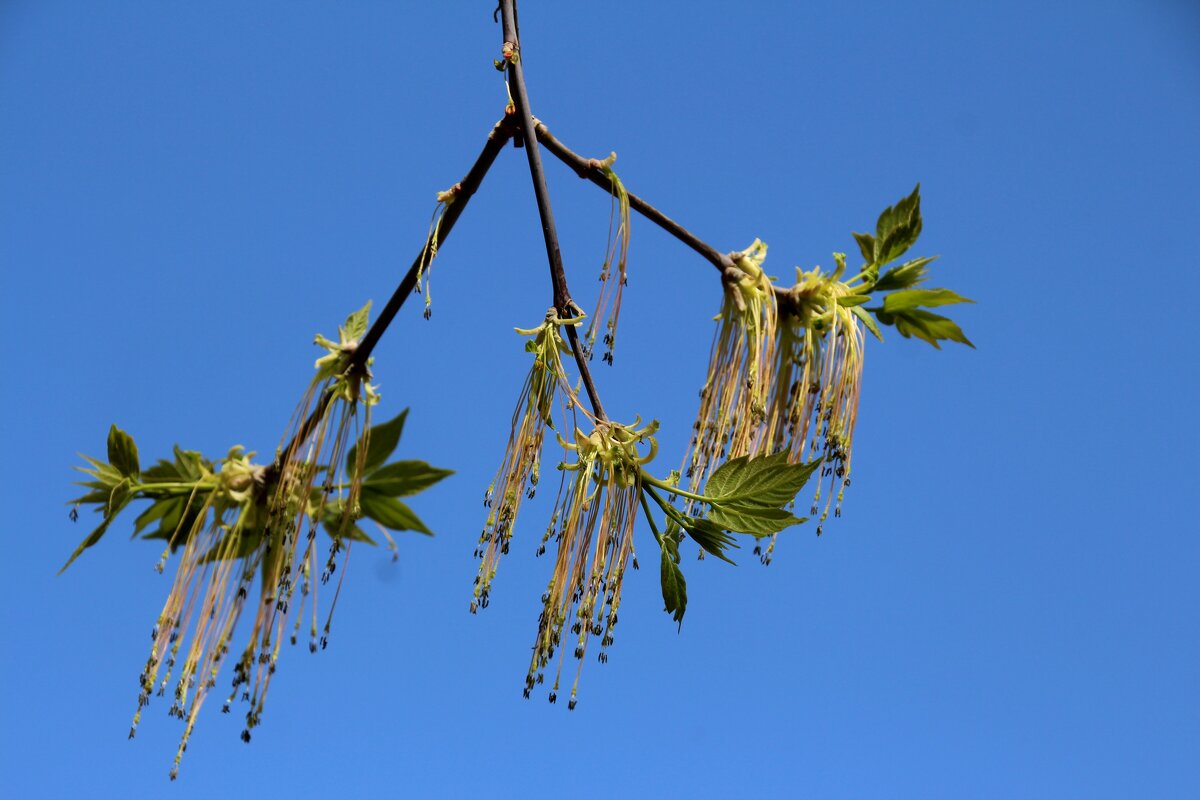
[499,0,608,423]
[534,121,797,312]
[269,118,517,475]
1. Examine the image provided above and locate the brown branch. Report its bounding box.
[499,0,608,422]
[269,117,517,475]
[533,120,797,312]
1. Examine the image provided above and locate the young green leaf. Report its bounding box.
[58,516,116,574]
[874,183,923,266]
[342,300,372,343]
[659,542,687,628]
[851,304,885,342]
[106,425,140,479]
[362,460,453,497]
[875,308,975,349]
[680,516,739,564]
[872,255,937,292]
[852,231,876,265]
[705,503,806,538]
[881,288,974,313]
[346,408,409,474]
[703,452,822,508]
[358,490,434,536]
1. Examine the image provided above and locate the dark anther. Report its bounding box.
[241,730,251,743]
[69,507,79,522]
[548,692,557,704]
[568,698,577,710]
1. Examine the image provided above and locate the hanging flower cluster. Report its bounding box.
[63,303,450,779]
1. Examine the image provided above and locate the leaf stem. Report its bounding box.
[639,469,710,505]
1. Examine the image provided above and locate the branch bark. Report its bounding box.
[499,0,608,422]
[534,120,797,312]
[270,118,516,475]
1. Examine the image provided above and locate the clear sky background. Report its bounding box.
[2,1,1198,797]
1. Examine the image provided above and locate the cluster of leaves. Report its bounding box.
[647,452,821,626]
[847,184,974,349]
[64,410,450,573]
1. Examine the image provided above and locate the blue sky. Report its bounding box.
[2,1,1198,797]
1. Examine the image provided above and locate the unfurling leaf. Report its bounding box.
[107,424,140,479]
[659,542,687,628]
[680,516,739,564]
[342,300,372,343]
[874,183,923,266]
[873,255,937,292]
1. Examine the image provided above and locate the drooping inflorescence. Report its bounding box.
[474,308,579,612]
[65,303,450,779]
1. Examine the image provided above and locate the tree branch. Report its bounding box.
[271,118,516,474]
[533,120,797,311]
[499,0,608,422]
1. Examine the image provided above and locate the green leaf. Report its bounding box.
[873,255,937,292]
[835,294,870,308]
[320,509,377,545]
[659,543,687,629]
[133,497,181,538]
[363,460,453,497]
[851,304,884,342]
[342,300,372,342]
[704,452,822,507]
[851,231,876,264]
[874,184,923,266]
[680,516,739,564]
[877,308,975,349]
[106,425,140,479]
[59,516,115,574]
[346,408,409,474]
[706,503,806,537]
[358,490,433,536]
[882,288,974,313]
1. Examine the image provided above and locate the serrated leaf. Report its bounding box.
[342,300,371,343]
[106,425,140,479]
[358,490,433,536]
[882,288,974,313]
[851,231,876,264]
[680,516,738,564]
[77,454,123,485]
[704,452,822,507]
[363,460,453,497]
[706,503,806,537]
[873,255,937,292]
[874,184,923,266]
[852,304,884,342]
[659,543,687,629]
[346,409,409,474]
[880,308,975,349]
